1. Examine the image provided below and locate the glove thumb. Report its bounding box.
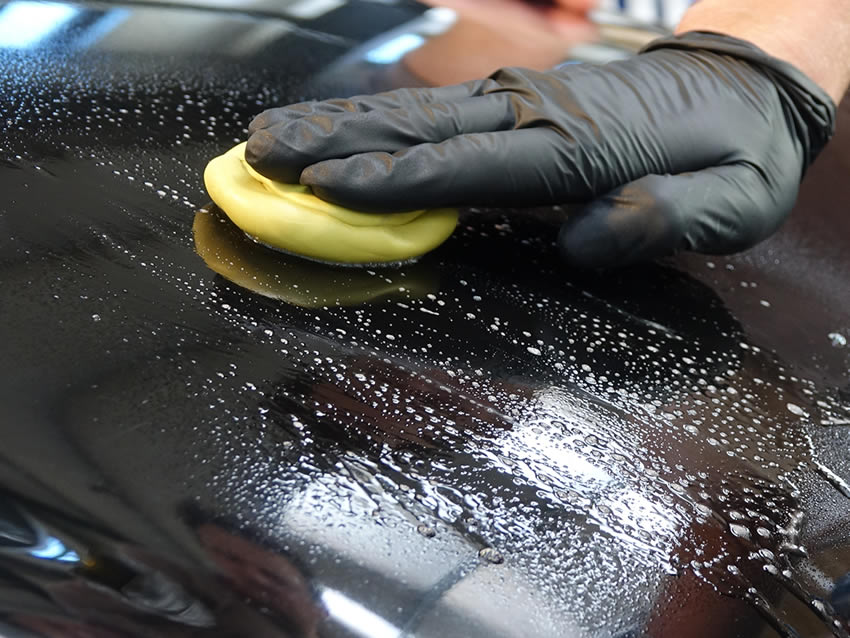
[557,168,793,269]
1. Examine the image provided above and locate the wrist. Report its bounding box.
[675,0,850,103]
[642,31,837,172]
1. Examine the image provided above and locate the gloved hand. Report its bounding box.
[245,32,836,268]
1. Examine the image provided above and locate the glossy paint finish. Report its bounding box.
[1,2,850,637]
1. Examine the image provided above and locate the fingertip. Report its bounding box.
[558,196,659,269]
[558,212,623,269]
[298,160,330,190]
[558,181,687,268]
[245,129,304,183]
[300,159,363,209]
[248,103,315,134]
[301,156,404,213]
[300,159,353,207]
[248,110,275,135]
[244,129,274,167]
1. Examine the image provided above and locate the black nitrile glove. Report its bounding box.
[245,32,836,268]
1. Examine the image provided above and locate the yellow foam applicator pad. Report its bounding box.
[203,142,459,265]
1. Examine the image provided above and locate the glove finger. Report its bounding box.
[300,128,590,212]
[558,165,790,269]
[248,79,496,133]
[246,93,519,183]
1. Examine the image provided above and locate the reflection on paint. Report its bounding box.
[0,1,80,48]
[2,3,850,638]
[72,8,131,49]
[366,33,425,64]
[320,587,400,638]
[29,536,80,563]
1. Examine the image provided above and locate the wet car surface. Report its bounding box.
[2,2,850,636]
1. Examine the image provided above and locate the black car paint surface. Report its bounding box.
[2,2,850,637]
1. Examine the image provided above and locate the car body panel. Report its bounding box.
[1,2,850,637]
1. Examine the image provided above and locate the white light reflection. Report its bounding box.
[503,387,682,549]
[29,536,80,563]
[365,33,425,64]
[284,0,345,20]
[72,8,130,50]
[320,587,400,638]
[420,7,457,33]
[0,1,81,48]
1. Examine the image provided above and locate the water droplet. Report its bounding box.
[730,523,751,540]
[828,332,846,347]
[478,547,504,564]
[416,524,436,538]
[786,403,807,417]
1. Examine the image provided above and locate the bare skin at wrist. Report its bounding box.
[676,0,850,102]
